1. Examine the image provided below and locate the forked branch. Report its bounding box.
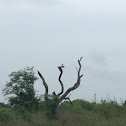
[60,57,83,101]
[37,57,83,105]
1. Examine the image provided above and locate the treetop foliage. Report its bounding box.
[2,67,39,110]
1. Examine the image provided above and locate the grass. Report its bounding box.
[0,99,126,126]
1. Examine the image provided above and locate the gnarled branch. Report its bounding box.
[57,64,64,96]
[37,70,48,95]
[37,57,83,105]
[60,57,83,102]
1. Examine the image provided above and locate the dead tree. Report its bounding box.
[37,57,83,104]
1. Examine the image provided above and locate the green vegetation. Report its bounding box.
[1,99,126,126]
[3,67,39,111]
[1,66,126,126]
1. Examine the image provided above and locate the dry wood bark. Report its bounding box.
[38,57,83,103]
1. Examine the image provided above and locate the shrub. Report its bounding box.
[95,100,122,118]
[0,108,13,121]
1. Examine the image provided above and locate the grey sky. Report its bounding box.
[0,0,126,103]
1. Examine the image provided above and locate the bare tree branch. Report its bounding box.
[64,97,72,104]
[60,57,83,101]
[37,70,48,95]
[57,64,64,96]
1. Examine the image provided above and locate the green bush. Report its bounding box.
[44,95,60,119]
[72,99,96,111]
[15,107,32,122]
[1,99,126,126]
[95,100,122,118]
[0,108,13,121]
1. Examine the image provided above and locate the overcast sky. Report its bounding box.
[0,0,126,103]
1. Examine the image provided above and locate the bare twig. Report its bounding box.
[64,97,72,104]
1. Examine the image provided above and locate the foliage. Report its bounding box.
[2,66,126,124]
[72,99,96,111]
[15,107,32,122]
[0,108,12,121]
[95,100,122,118]
[3,67,39,111]
[1,99,126,126]
[43,95,60,119]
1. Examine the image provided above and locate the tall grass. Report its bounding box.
[0,99,126,126]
